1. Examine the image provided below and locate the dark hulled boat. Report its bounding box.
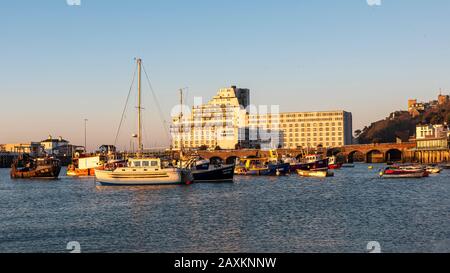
[296,154,329,171]
[11,155,61,179]
[187,159,235,182]
[295,154,334,178]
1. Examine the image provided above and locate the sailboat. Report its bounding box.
[95,58,193,186]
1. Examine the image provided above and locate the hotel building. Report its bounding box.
[249,111,353,149]
[171,86,353,150]
[170,86,250,150]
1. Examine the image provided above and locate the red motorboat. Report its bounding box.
[380,166,428,179]
[328,156,342,170]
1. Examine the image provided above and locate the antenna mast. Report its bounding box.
[179,89,184,165]
[137,58,143,155]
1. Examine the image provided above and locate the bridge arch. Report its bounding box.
[327,148,342,157]
[366,149,384,163]
[348,150,365,163]
[209,156,224,165]
[225,156,238,165]
[385,149,402,163]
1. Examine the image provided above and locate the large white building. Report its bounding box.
[171,87,353,150]
[249,111,353,149]
[171,86,250,150]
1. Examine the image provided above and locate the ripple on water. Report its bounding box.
[0,165,449,253]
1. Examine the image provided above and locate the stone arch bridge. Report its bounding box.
[187,142,416,164]
[329,142,416,163]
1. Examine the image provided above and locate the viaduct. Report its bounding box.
[189,142,418,164]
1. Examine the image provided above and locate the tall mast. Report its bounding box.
[137,58,143,155]
[179,88,184,165]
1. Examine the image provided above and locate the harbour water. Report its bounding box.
[0,164,449,253]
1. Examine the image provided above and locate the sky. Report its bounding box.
[1,0,450,151]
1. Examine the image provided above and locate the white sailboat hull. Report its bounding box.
[95,168,192,186]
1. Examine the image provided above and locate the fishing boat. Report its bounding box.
[296,154,330,171]
[294,154,334,178]
[67,155,105,177]
[328,156,342,170]
[11,155,61,179]
[94,58,193,186]
[186,158,235,183]
[282,156,303,172]
[379,166,428,179]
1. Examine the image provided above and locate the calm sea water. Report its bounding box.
[0,164,449,253]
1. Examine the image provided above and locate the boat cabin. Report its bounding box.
[238,158,270,168]
[128,158,162,169]
[303,154,324,163]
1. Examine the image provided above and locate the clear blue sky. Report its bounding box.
[1,0,450,150]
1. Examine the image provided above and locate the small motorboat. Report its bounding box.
[11,155,61,179]
[67,154,106,177]
[379,167,427,179]
[328,156,342,170]
[425,165,442,174]
[297,169,334,178]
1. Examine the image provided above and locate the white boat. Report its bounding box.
[379,167,428,179]
[95,158,193,186]
[426,166,442,174]
[297,169,334,178]
[95,58,192,186]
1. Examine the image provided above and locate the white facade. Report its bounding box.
[171,87,353,150]
[416,124,449,140]
[171,86,249,150]
[41,135,69,155]
[250,111,353,149]
[0,142,43,156]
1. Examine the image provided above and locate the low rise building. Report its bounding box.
[1,142,43,156]
[41,135,70,155]
[415,124,450,150]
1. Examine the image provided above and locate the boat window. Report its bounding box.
[142,161,149,167]
[134,161,141,167]
[151,161,158,167]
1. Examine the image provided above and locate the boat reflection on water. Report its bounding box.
[95,184,180,192]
